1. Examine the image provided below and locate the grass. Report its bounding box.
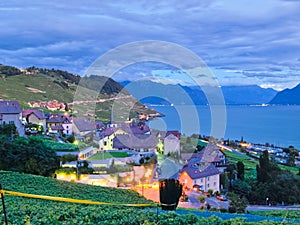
[222,149,299,177]
[0,73,158,122]
[0,74,75,107]
[87,151,129,160]
[249,210,300,219]
[222,149,258,177]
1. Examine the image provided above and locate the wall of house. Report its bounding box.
[98,129,127,150]
[28,114,47,132]
[164,135,180,156]
[1,113,24,136]
[99,135,114,150]
[62,123,72,136]
[179,171,220,193]
[193,174,220,193]
[179,171,194,189]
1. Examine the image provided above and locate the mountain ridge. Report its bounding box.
[120,80,278,105]
[269,83,300,105]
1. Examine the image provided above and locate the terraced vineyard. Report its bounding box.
[0,171,298,224]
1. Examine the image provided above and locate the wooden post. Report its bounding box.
[0,184,8,225]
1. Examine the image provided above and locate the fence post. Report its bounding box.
[0,184,8,225]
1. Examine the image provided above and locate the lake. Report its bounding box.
[147,105,300,149]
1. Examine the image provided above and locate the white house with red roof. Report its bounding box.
[0,100,24,136]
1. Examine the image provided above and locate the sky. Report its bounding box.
[1,0,300,90]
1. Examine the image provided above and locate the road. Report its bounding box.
[179,190,229,210]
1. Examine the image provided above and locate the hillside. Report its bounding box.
[0,170,154,224]
[0,170,291,224]
[0,65,156,122]
[269,83,300,105]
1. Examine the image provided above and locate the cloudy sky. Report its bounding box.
[1,0,300,90]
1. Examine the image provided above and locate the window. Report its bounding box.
[207,184,210,188]
[207,177,210,181]
[9,121,14,124]
[214,182,216,186]
[200,178,203,183]
[104,141,107,146]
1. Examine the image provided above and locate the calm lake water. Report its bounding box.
[147,105,300,149]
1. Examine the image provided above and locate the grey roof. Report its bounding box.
[181,163,220,179]
[0,100,21,114]
[113,134,158,149]
[47,114,70,123]
[73,117,95,132]
[181,142,224,163]
[99,122,150,139]
[22,109,46,119]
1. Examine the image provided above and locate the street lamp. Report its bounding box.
[266,197,269,206]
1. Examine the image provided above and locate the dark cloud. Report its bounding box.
[0,0,300,89]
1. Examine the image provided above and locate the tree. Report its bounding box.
[0,136,59,176]
[66,135,75,143]
[236,161,245,180]
[60,154,78,164]
[226,163,237,191]
[256,150,270,183]
[159,179,182,210]
[228,192,248,213]
[283,146,299,166]
[0,124,17,137]
[232,179,251,197]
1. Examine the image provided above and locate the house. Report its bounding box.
[47,113,72,135]
[96,121,151,150]
[179,163,221,192]
[96,127,127,150]
[0,100,24,136]
[113,134,159,152]
[22,109,47,132]
[181,142,226,169]
[164,132,181,156]
[72,117,96,139]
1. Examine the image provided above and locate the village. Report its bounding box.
[1,99,299,210]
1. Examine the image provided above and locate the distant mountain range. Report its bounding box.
[270,84,300,105]
[120,80,278,105]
